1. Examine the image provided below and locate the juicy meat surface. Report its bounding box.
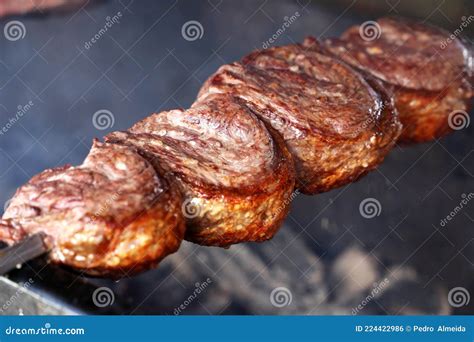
[106,93,295,247]
[198,39,401,193]
[325,17,473,142]
[2,141,185,277]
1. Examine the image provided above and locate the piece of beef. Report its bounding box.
[2,141,185,277]
[324,17,473,143]
[198,40,401,194]
[106,93,295,247]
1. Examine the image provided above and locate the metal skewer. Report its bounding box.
[0,233,50,275]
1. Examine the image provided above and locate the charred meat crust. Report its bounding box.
[198,40,401,193]
[106,93,296,247]
[324,17,473,143]
[2,141,185,277]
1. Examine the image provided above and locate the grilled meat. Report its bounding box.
[1,17,471,277]
[325,17,473,143]
[198,39,401,194]
[106,93,295,247]
[2,141,185,277]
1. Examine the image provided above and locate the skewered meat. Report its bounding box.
[106,93,295,246]
[325,17,472,143]
[1,17,472,277]
[2,141,185,277]
[198,39,401,194]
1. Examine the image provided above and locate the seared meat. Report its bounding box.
[106,93,295,247]
[325,17,473,143]
[1,17,470,277]
[2,141,185,277]
[198,39,401,194]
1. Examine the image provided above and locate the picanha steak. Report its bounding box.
[2,141,184,277]
[198,39,401,193]
[325,17,473,143]
[106,93,295,247]
[0,17,472,277]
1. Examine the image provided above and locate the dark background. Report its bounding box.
[0,0,472,315]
